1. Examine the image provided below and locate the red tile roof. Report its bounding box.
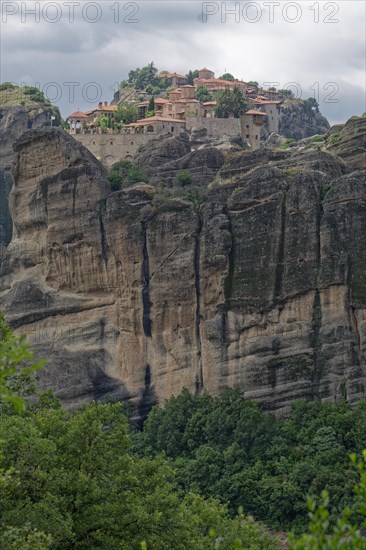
[69,111,88,118]
[96,105,118,111]
[253,99,282,105]
[245,110,267,116]
[126,115,185,126]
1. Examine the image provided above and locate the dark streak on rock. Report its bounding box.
[194,216,203,394]
[141,221,152,337]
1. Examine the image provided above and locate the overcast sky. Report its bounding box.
[1,0,365,124]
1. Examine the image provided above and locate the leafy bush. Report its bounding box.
[181,187,208,210]
[0,82,17,91]
[310,135,325,143]
[23,86,45,102]
[108,160,149,190]
[176,171,192,187]
[0,313,45,413]
[281,138,297,149]
[329,132,341,144]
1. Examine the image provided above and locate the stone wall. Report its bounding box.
[71,120,186,167]
[240,115,262,150]
[70,133,153,167]
[71,117,264,166]
[186,116,242,137]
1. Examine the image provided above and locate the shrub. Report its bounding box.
[107,160,148,190]
[0,82,17,91]
[22,86,46,102]
[176,171,192,187]
[329,132,341,144]
[310,135,325,143]
[281,138,297,149]
[181,187,208,210]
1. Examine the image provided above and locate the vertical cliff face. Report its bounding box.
[0,126,365,415]
[279,99,330,140]
[0,102,60,249]
[0,106,29,249]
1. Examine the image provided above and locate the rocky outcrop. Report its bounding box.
[326,116,366,170]
[0,102,60,249]
[134,133,225,187]
[0,122,365,418]
[279,99,330,140]
[0,106,29,249]
[134,133,191,169]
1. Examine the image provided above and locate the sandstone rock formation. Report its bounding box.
[326,116,366,170]
[0,102,60,249]
[278,99,330,140]
[134,133,226,186]
[0,121,365,419]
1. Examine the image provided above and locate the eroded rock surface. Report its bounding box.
[1,124,365,417]
[0,104,60,248]
[279,99,330,140]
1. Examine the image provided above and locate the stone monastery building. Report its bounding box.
[68,68,282,166]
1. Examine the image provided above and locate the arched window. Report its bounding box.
[146,125,154,133]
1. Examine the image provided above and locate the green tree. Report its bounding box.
[304,97,319,113]
[186,70,194,85]
[219,73,236,81]
[115,103,139,125]
[279,88,295,99]
[148,96,155,113]
[195,85,213,103]
[0,313,45,413]
[215,87,250,118]
[289,451,366,549]
[108,160,149,190]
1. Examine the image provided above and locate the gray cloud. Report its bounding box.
[0,0,364,124]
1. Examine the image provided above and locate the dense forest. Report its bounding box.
[1,314,366,549]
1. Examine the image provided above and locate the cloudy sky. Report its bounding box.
[1,0,365,123]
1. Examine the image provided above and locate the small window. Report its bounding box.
[110,141,113,145]
[246,134,250,138]
[131,141,134,145]
[246,125,249,129]
[92,141,96,145]
[171,126,174,132]
[255,135,258,140]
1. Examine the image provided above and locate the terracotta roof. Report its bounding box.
[154,97,169,103]
[69,111,88,118]
[174,99,199,103]
[203,101,217,106]
[253,99,282,105]
[245,110,267,116]
[181,84,195,88]
[126,115,185,126]
[96,105,118,111]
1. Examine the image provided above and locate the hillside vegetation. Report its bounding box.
[1,315,366,549]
